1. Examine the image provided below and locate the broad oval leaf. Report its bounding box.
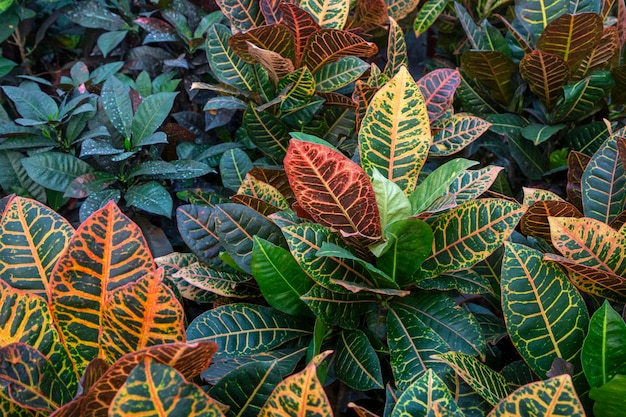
[501,242,589,378]
[553,71,614,122]
[21,152,94,193]
[359,66,431,196]
[487,375,585,417]
[125,181,173,217]
[299,0,350,29]
[514,0,569,37]
[216,0,263,31]
[109,357,226,416]
[334,329,383,390]
[1,86,58,122]
[430,113,491,156]
[131,92,177,144]
[259,352,332,416]
[186,303,312,359]
[214,203,285,274]
[520,50,569,111]
[300,29,378,74]
[101,76,132,139]
[0,196,73,297]
[300,284,378,329]
[284,139,382,241]
[420,199,525,279]
[461,51,517,106]
[176,204,220,263]
[581,300,626,388]
[220,148,254,192]
[391,369,464,417]
[520,200,582,241]
[206,24,257,92]
[314,56,369,92]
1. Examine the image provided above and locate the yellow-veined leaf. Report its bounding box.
[299,0,350,29]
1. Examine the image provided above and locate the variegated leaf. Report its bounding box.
[206,24,257,92]
[461,51,517,105]
[299,0,350,29]
[216,0,264,31]
[417,68,461,121]
[391,369,464,416]
[444,166,503,204]
[514,0,569,38]
[384,17,407,78]
[301,29,378,74]
[279,2,321,66]
[413,0,450,38]
[519,50,569,111]
[228,24,296,63]
[520,200,582,241]
[430,113,491,156]
[359,66,431,195]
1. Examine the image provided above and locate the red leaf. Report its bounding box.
[417,68,461,121]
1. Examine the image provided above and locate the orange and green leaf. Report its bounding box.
[521,200,582,241]
[359,66,431,196]
[519,50,569,111]
[300,29,378,74]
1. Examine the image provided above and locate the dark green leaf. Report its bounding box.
[334,329,383,390]
[219,148,253,191]
[300,285,377,329]
[131,92,178,143]
[125,181,173,217]
[21,152,94,193]
[2,86,58,121]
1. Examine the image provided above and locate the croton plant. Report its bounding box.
[1,0,626,415]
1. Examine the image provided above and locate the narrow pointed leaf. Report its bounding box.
[284,139,382,241]
[277,67,316,112]
[156,252,216,303]
[487,375,584,417]
[131,92,177,143]
[334,329,383,390]
[259,351,332,417]
[384,17,407,77]
[434,352,511,406]
[386,0,420,20]
[520,50,569,111]
[413,0,450,38]
[206,24,257,91]
[391,369,464,417]
[359,66,431,195]
[445,165,503,204]
[101,76,132,139]
[1,86,58,122]
[581,301,626,388]
[279,3,321,66]
[501,242,589,378]
[0,196,73,297]
[214,203,285,274]
[243,106,290,163]
[186,303,312,359]
[420,199,525,278]
[300,29,378,74]
[576,26,619,79]
[299,0,350,29]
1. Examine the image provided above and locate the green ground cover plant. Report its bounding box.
[0,0,625,415]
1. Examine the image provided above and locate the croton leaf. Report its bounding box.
[216,0,263,31]
[278,2,321,66]
[248,166,295,204]
[520,200,582,241]
[300,284,378,329]
[251,236,314,317]
[385,0,420,20]
[487,375,585,417]
[206,23,257,92]
[434,351,511,406]
[359,66,431,196]
[461,51,517,106]
[589,374,626,417]
[412,0,450,38]
[284,139,382,241]
[176,204,220,263]
[567,151,591,210]
[156,252,216,303]
[209,360,283,417]
[0,343,72,412]
[501,242,589,379]
[175,262,253,298]
[334,329,384,390]
[21,152,94,193]
[1,86,59,122]
[576,25,619,79]
[417,68,460,121]
[277,67,316,111]
[186,303,312,359]
[109,357,226,416]
[214,203,285,274]
[49,201,156,374]
[581,132,626,224]
[553,70,614,122]
[420,199,525,279]
[228,24,296,63]
[314,56,369,93]
[53,342,218,416]
[299,0,350,29]
[536,12,603,72]
[430,113,491,156]
[581,300,626,388]
[390,369,464,416]
[0,196,73,297]
[259,351,332,416]
[519,50,569,111]
[384,17,407,77]
[101,76,132,140]
[300,29,378,74]
[247,42,295,83]
[243,106,290,163]
[219,148,253,192]
[238,173,290,210]
[514,0,569,38]
[444,165,503,205]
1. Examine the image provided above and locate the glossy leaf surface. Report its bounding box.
[391,369,464,417]
[299,0,350,29]
[300,29,378,74]
[521,200,582,241]
[430,113,491,156]
[417,67,460,122]
[206,24,256,92]
[176,205,220,263]
[514,0,569,37]
[501,242,588,378]
[334,329,384,390]
[300,284,377,329]
[461,51,516,105]
[520,50,569,110]
[359,66,430,196]
[216,0,263,31]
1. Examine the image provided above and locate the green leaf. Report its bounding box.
[277,68,316,112]
[391,369,464,416]
[21,152,94,193]
[0,150,46,202]
[384,17,408,78]
[66,1,127,30]
[251,237,314,317]
[514,0,569,39]
[97,30,128,58]
[434,351,511,406]
[214,203,285,274]
[359,66,431,196]
[553,71,614,122]
[461,51,517,106]
[206,23,257,92]
[582,301,626,388]
[377,218,433,286]
[219,148,253,192]
[590,374,626,417]
[101,75,132,139]
[521,123,566,146]
[299,0,350,29]
[413,0,450,38]
[314,56,369,92]
[2,86,58,121]
[370,168,412,231]
[243,106,290,163]
[186,303,312,359]
[581,133,626,224]
[131,92,177,144]
[430,113,491,157]
[420,199,525,278]
[109,357,225,416]
[216,0,263,31]
[300,284,377,329]
[501,242,589,378]
[410,158,478,214]
[125,181,173,217]
[334,329,384,390]
[489,375,585,417]
[209,360,283,417]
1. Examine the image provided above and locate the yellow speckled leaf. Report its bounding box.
[487,375,585,417]
[299,0,350,29]
[259,351,333,417]
[359,66,431,196]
